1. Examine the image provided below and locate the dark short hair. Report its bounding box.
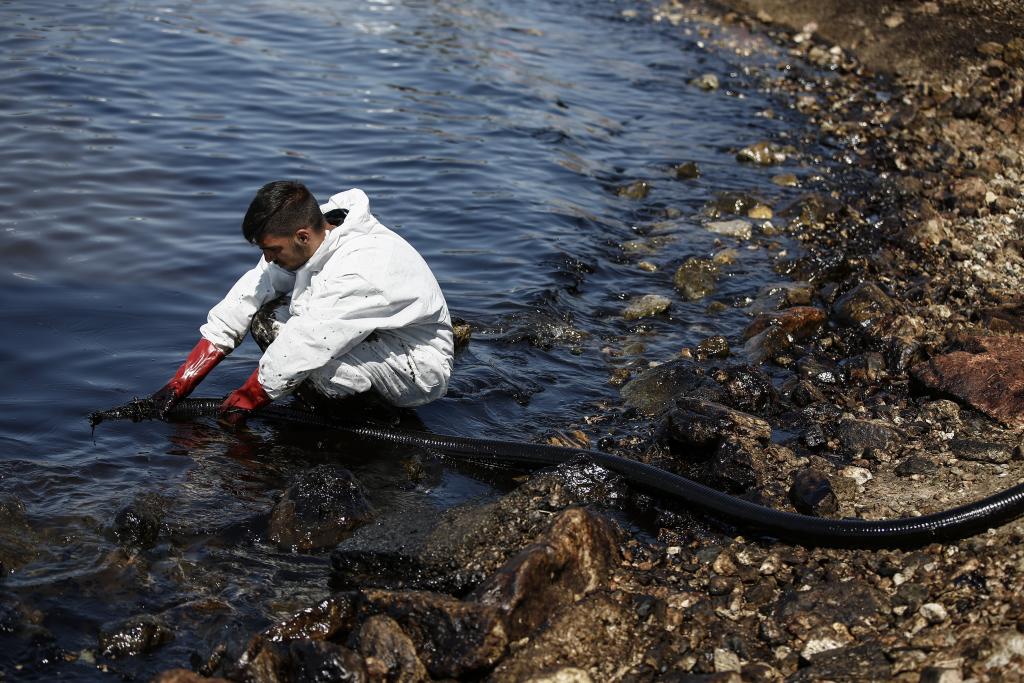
[241,180,324,244]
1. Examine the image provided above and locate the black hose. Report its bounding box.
[90,397,1024,548]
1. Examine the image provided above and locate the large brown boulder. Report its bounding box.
[912,335,1024,428]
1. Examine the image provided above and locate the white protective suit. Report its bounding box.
[199,188,454,407]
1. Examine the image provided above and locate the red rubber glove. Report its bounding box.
[152,338,226,419]
[219,368,271,426]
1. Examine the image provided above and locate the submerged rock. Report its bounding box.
[112,493,167,550]
[617,180,651,200]
[706,218,753,240]
[912,335,1024,428]
[674,257,720,300]
[0,496,38,574]
[675,161,701,179]
[622,294,671,321]
[99,615,174,658]
[268,465,375,552]
[692,73,720,90]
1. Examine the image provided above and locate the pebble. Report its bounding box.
[839,466,873,485]
[919,602,948,624]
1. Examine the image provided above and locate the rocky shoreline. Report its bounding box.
[140,2,1024,681]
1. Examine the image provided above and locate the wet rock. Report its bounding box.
[288,640,368,682]
[736,141,787,165]
[470,508,620,640]
[832,282,896,328]
[696,335,730,360]
[675,161,701,179]
[260,594,357,645]
[98,615,174,658]
[712,365,779,415]
[493,309,589,351]
[705,219,752,240]
[674,258,720,300]
[836,418,899,458]
[948,439,1013,464]
[112,493,166,550]
[796,357,841,386]
[772,173,799,187]
[355,614,429,683]
[0,496,38,574]
[709,436,766,493]
[801,423,827,449]
[749,282,814,313]
[747,203,773,220]
[788,469,838,516]
[356,589,506,678]
[331,474,586,595]
[243,639,367,683]
[620,358,725,416]
[911,335,1024,428]
[617,180,650,200]
[788,380,827,407]
[268,465,375,552]
[665,398,772,451]
[622,294,671,321]
[489,592,645,681]
[742,326,793,364]
[742,306,826,342]
[692,73,720,90]
[895,455,935,477]
[152,671,232,683]
[706,191,760,217]
[452,318,472,350]
[839,352,887,384]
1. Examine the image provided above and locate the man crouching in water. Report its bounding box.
[152,180,454,424]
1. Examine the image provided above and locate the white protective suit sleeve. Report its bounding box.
[256,266,425,400]
[199,259,294,353]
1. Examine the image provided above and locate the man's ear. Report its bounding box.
[295,227,311,244]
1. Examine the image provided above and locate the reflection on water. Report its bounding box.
[0,0,811,677]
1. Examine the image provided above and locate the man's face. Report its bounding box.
[257,229,315,271]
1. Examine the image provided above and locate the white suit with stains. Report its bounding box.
[198,189,453,407]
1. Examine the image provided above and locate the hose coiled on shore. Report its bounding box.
[91,397,1024,548]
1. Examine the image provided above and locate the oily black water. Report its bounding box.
[1,1,816,678]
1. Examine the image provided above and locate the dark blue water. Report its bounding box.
[0,0,811,678]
